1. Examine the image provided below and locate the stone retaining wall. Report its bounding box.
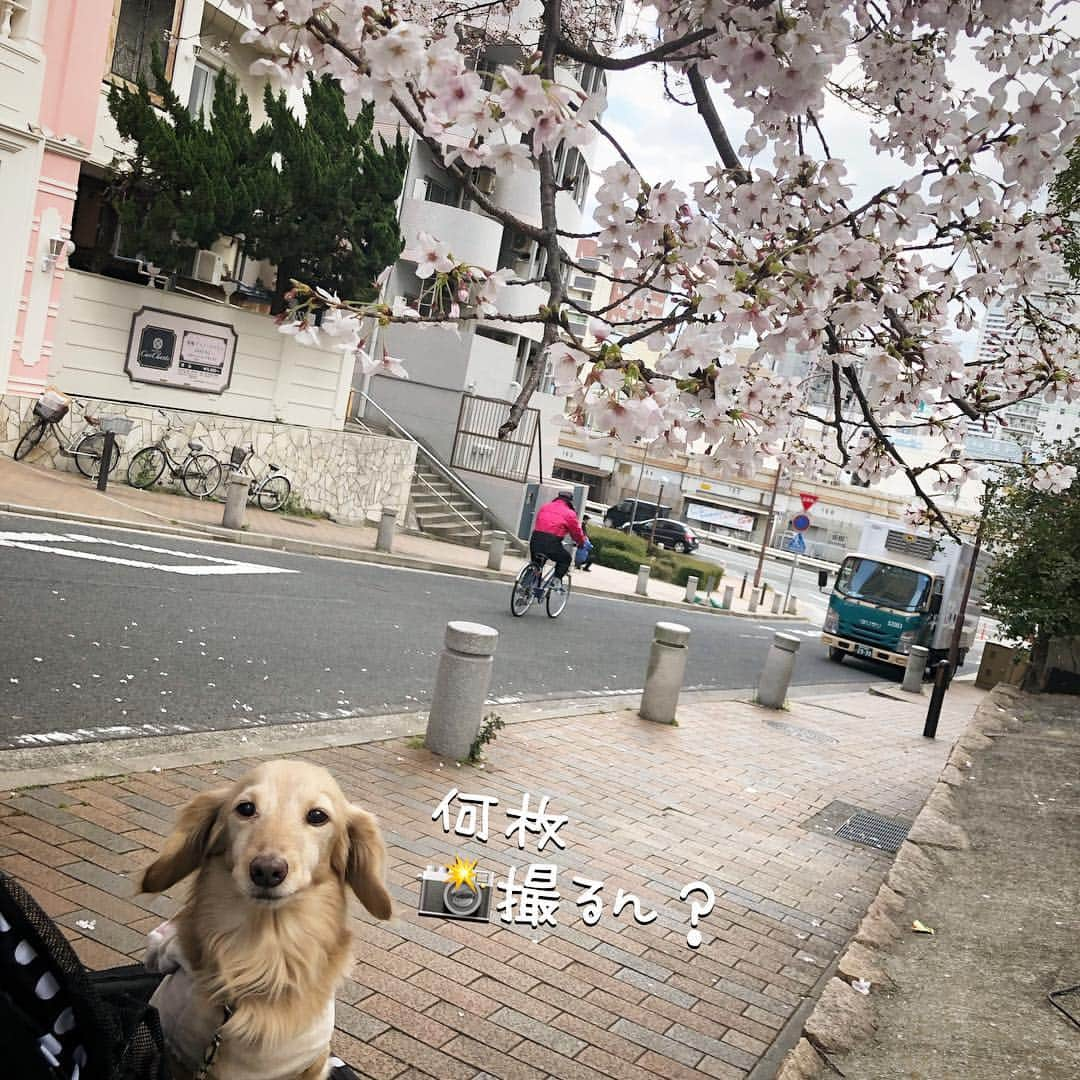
[774,683,1024,1079]
[0,393,416,523]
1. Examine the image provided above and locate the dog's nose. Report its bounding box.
[249,855,288,888]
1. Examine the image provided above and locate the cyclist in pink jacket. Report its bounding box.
[530,491,586,583]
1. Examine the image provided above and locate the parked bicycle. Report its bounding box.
[510,553,572,618]
[226,444,292,512]
[13,389,130,479]
[126,410,223,498]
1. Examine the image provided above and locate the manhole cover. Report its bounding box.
[763,718,838,745]
[835,811,911,853]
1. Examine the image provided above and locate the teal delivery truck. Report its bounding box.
[821,521,984,671]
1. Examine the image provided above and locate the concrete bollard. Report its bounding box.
[636,564,650,596]
[786,596,799,615]
[221,473,251,530]
[487,531,506,571]
[757,632,802,709]
[901,645,929,694]
[721,584,735,610]
[376,506,397,553]
[640,622,691,724]
[684,575,699,603]
[771,593,783,615]
[425,622,499,760]
[747,589,759,613]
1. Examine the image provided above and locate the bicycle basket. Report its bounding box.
[229,445,252,468]
[33,389,69,424]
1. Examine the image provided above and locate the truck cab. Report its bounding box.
[821,523,982,671]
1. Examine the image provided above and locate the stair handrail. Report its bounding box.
[355,390,491,512]
[411,471,484,536]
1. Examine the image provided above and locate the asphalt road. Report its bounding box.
[0,513,879,749]
[695,540,832,623]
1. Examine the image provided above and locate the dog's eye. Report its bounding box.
[306,808,329,826]
[235,801,257,818]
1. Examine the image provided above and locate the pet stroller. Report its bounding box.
[0,871,359,1079]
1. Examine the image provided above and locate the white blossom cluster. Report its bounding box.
[243,0,1080,520]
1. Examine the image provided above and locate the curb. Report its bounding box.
[772,683,1024,1079]
[0,685,814,792]
[0,500,805,621]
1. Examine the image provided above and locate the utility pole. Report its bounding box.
[649,482,665,550]
[754,464,783,588]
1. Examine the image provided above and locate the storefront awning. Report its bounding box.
[554,459,612,478]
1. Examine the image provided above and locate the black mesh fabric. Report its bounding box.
[0,872,170,1080]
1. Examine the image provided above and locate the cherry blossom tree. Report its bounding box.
[242,0,1080,534]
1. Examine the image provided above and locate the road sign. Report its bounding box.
[786,533,807,554]
[800,493,819,511]
[792,513,811,532]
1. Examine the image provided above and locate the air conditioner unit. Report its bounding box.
[472,166,496,195]
[192,249,225,286]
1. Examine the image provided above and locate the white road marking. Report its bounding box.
[0,531,297,576]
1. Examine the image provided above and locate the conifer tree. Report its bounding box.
[254,78,409,307]
[107,49,266,273]
[107,55,407,303]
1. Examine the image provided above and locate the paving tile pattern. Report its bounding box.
[0,686,980,1078]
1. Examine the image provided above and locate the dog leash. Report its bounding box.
[193,1003,234,1080]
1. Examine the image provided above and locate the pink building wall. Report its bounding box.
[7,0,115,396]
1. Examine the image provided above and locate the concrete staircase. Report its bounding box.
[409,457,490,547]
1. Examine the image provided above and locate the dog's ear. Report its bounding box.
[335,805,393,920]
[139,786,230,894]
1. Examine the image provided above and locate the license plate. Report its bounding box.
[855,644,873,658]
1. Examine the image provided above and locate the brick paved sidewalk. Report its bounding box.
[0,685,981,1079]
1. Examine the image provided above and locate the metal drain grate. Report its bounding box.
[835,811,911,853]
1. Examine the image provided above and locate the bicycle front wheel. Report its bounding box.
[511,564,538,617]
[256,474,290,511]
[546,574,571,618]
[182,454,223,498]
[74,432,119,479]
[14,420,48,461]
[126,446,166,489]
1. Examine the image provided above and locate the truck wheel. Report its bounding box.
[828,647,845,663]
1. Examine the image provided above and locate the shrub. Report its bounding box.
[585,525,722,589]
[666,557,723,588]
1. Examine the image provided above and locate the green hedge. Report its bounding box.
[586,526,722,589]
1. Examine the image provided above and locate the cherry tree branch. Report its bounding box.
[555,27,716,71]
[686,65,750,182]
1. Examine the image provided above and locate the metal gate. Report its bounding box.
[451,394,539,482]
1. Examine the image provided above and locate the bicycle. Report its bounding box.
[226,444,292,512]
[126,411,223,498]
[14,396,129,479]
[510,553,572,618]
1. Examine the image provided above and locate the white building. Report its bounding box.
[0,1,417,523]
[363,9,613,540]
[967,272,1078,462]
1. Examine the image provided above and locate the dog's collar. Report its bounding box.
[193,1002,234,1080]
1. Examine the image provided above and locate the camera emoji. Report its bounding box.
[417,856,494,922]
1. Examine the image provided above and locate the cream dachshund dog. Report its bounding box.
[139,760,393,1080]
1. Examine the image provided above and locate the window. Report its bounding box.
[187,60,218,119]
[413,176,457,206]
[835,557,931,612]
[111,0,178,84]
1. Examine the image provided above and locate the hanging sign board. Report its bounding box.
[125,307,237,394]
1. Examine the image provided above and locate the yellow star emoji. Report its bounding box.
[446,855,478,891]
